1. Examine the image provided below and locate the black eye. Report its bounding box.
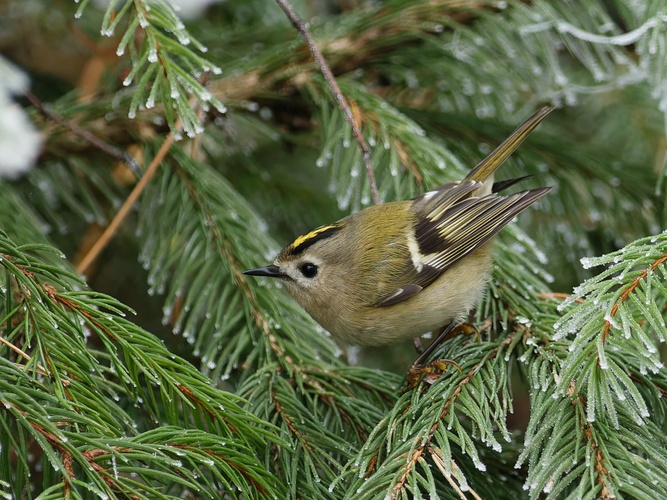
[299,262,318,278]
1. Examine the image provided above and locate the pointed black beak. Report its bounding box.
[243,265,285,278]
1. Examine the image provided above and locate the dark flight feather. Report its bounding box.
[375,185,551,307]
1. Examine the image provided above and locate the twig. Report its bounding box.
[273,391,313,452]
[538,292,584,305]
[602,253,667,343]
[428,448,479,500]
[274,0,380,205]
[76,132,176,276]
[26,92,141,177]
[0,335,50,378]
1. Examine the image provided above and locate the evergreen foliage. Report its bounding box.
[1,0,666,498]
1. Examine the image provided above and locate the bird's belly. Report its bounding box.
[336,269,489,346]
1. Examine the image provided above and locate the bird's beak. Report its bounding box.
[243,264,285,278]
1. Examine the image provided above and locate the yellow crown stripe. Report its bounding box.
[291,224,340,249]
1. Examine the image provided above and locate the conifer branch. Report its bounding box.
[392,331,518,496]
[74,77,205,277]
[75,0,224,137]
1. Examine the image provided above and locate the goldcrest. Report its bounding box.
[245,107,552,347]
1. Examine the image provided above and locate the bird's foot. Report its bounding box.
[403,358,462,392]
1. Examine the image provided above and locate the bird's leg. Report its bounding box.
[413,337,424,354]
[412,322,457,368]
[405,358,461,391]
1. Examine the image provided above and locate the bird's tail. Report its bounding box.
[465,106,553,184]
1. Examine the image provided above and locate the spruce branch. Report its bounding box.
[601,253,667,343]
[75,0,224,138]
[309,80,466,209]
[0,231,283,498]
[518,347,667,498]
[335,332,526,498]
[517,231,667,498]
[137,146,341,373]
[554,232,667,413]
[18,155,126,237]
[75,82,212,276]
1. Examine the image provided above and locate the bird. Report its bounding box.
[244,106,552,373]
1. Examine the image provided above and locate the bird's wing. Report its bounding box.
[374,183,550,307]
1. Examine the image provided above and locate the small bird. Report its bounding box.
[245,107,552,366]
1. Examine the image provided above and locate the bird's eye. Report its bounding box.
[299,262,318,278]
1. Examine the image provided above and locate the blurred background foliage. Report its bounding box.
[0,0,666,498]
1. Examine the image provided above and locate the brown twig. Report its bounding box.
[274,0,380,205]
[273,391,313,452]
[538,292,578,301]
[26,92,141,177]
[602,253,667,343]
[572,395,612,499]
[429,447,480,500]
[0,335,51,379]
[75,80,210,277]
[76,132,176,276]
